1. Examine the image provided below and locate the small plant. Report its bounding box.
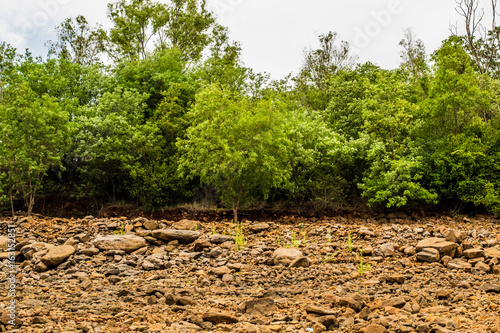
[276,235,281,247]
[211,222,216,235]
[347,231,353,253]
[114,221,126,235]
[287,231,301,248]
[322,250,340,263]
[233,222,247,251]
[326,228,332,243]
[358,249,371,275]
[300,224,307,246]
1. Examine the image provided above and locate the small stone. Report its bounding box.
[305,304,336,316]
[416,238,458,257]
[245,297,275,316]
[202,311,239,324]
[444,229,466,243]
[463,248,484,259]
[272,248,303,266]
[447,259,472,271]
[479,283,500,293]
[151,229,201,244]
[364,324,387,333]
[417,248,440,262]
[249,222,270,233]
[338,293,365,312]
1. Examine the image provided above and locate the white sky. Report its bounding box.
[0,0,488,79]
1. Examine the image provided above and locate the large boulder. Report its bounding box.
[271,247,304,266]
[416,238,458,257]
[151,229,201,244]
[92,235,147,253]
[41,245,75,267]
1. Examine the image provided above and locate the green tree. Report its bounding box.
[357,73,437,208]
[0,82,69,216]
[47,15,107,66]
[178,85,295,222]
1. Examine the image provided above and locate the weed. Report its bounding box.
[211,222,216,235]
[233,222,247,251]
[300,224,307,246]
[277,235,281,247]
[114,221,126,235]
[322,250,340,263]
[347,231,353,253]
[358,249,371,275]
[288,231,301,248]
[326,228,332,243]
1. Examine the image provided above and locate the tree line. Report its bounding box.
[1,0,500,221]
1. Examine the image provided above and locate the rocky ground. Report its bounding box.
[0,212,500,333]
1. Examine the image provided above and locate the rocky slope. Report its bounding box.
[0,213,499,333]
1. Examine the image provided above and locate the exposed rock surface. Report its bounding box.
[1,213,499,332]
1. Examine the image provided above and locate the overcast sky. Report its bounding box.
[0,0,484,79]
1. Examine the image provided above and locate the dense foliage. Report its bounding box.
[2,0,500,220]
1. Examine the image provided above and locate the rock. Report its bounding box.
[288,256,310,268]
[171,321,202,331]
[0,236,9,251]
[202,311,239,324]
[316,315,339,330]
[305,304,336,315]
[339,293,365,312]
[143,220,160,230]
[92,235,147,253]
[151,229,201,244]
[479,283,500,293]
[447,259,472,271]
[364,324,387,333]
[239,322,259,333]
[193,239,211,252]
[463,248,484,259]
[33,261,48,272]
[417,248,440,262]
[272,248,304,266]
[475,261,490,272]
[444,229,466,243]
[20,242,54,259]
[385,274,405,284]
[374,243,395,257]
[249,222,270,233]
[416,238,458,257]
[41,245,76,267]
[485,247,500,259]
[209,234,234,244]
[211,266,232,276]
[173,219,202,231]
[358,227,375,237]
[244,298,275,316]
[382,297,406,308]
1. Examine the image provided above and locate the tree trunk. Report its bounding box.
[9,186,14,218]
[231,188,243,223]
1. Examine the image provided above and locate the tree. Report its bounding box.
[75,87,160,203]
[357,73,437,208]
[155,0,214,63]
[0,42,17,104]
[177,85,294,222]
[453,0,499,75]
[107,0,215,63]
[47,15,107,66]
[295,31,356,111]
[0,82,69,216]
[399,28,428,78]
